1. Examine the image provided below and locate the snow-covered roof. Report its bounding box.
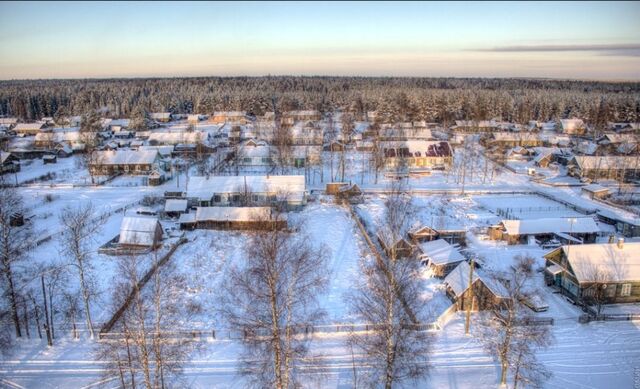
[548,242,640,283]
[501,217,599,236]
[193,207,277,222]
[14,123,45,132]
[560,118,585,131]
[139,145,174,157]
[574,141,597,155]
[582,184,610,194]
[35,131,83,143]
[378,141,453,158]
[150,112,171,120]
[187,175,306,201]
[444,261,508,298]
[572,156,640,170]
[148,131,207,145]
[164,199,188,213]
[92,150,159,165]
[492,132,540,142]
[599,133,637,144]
[0,151,16,164]
[118,216,160,246]
[419,239,464,265]
[240,144,272,158]
[0,118,18,125]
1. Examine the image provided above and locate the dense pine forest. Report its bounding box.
[1,76,639,125]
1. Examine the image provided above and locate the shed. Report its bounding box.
[581,184,611,200]
[164,199,188,218]
[118,216,163,248]
[419,239,465,277]
[443,261,509,311]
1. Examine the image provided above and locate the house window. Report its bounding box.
[243,158,252,164]
[213,195,221,203]
[621,283,632,297]
[262,157,271,164]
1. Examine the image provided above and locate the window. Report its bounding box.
[621,283,632,297]
[213,195,221,203]
[243,158,252,164]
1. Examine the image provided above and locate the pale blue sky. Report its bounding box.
[1,1,639,79]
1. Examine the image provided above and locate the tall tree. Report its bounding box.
[0,187,32,338]
[479,255,553,388]
[218,215,328,388]
[348,181,431,388]
[58,202,104,339]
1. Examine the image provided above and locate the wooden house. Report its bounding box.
[443,261,509,311]
[487,132,544,148]
[186,175,307,209]
[560,118,586,135]
[408,224,466,245]
[209,111,249,124]
[118,215,163,249]
[150,112,172,123]
[378,141,453,170]
[14,122,45,135]
[544,240,640,304]
[488,217,599,245]
[163,199,188,218]
[568,156,640,182]
[0,152,20,174]
[418,239,465,277]
[89,150,162,176]
[581,184,611,200]
[451,120,500,133]
[178,207,287,231]
[377,234,414,259]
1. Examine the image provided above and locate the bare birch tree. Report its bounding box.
[479,255,553,388]
[218,216,328,388]
[348,181,431,388]
[58,202,104,339]
[0,187,32,338]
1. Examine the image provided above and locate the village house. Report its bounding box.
[443,261,509,311]
[147,129,210,146]
[209,111,250,124]
[418,239,465,277]
[596,133,638,155]
[489,217,599,245]
[0,118,18,128]
[487,132,544,148]
[281,110,321,125]
[378,126,433,141]
[150,112,172,122]
[178,207,287,231]
[560,118,587,135]
[450,120,500,133]
[237,141,274,168]
[0,151,20,174]
[608,122,640,133]
[117,215,163,249]
[186,175,307,209]
[14,122,45,136]
[408,223,467,245]
[544,240,640,304]
[163,199,188,218]
[568,156,640,182]
[89,149,163,176]
[34,129,88,151]
[377,234,414,259]
[378,140,453,170]
[188,114,204,124]
[581,184,611,200]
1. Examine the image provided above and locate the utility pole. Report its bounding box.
[465,258,475,335]
[41,275,53,346]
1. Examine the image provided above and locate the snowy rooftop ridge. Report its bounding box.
[419,239,464,265]
[186,175,306,200]
[118,215,161,246]
[501,217,599,235]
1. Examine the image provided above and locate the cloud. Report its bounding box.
[475,43,640,57]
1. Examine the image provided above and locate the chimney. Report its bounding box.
[617,238,624,249]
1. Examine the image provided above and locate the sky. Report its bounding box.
[1,1,639,80]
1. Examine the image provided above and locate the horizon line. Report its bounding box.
[1,74,639,83]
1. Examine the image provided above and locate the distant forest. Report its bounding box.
[0,76,639,126]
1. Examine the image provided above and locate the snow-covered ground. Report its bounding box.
[3,145,640,388]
